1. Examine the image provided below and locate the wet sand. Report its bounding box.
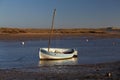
[0,61,120,80]
[1,32,120,41]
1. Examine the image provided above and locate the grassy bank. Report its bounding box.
[1,27,119,34]
[0,27,120,40]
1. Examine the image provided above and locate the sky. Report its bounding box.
[0,0,120,28]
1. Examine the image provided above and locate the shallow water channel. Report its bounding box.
[0,37,120,69]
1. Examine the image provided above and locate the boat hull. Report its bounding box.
[39,48,77,60]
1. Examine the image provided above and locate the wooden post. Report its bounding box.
[48,9,56,52]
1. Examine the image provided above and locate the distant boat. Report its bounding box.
[39,9,78,60]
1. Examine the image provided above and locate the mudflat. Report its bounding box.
[0,61,120,80]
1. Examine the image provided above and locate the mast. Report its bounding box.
[48,9,56,52]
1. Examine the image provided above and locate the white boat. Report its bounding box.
[39,9,78,60]
[39,48,77,60]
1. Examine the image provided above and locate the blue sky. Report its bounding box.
[0,0,120,28]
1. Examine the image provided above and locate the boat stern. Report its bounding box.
[73,49,78,57]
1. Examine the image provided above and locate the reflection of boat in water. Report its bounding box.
[38,58,78,66]
[39,9,78,60]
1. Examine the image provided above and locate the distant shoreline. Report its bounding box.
[0,27,120,41]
